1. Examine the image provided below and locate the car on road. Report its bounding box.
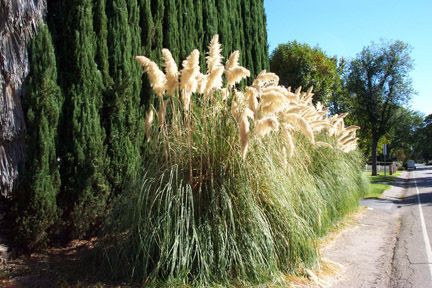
[406,160,416,170]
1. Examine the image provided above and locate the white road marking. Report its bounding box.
[413,171,432,279]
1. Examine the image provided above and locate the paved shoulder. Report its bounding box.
[323,171,408,287]
[322,207,400,287]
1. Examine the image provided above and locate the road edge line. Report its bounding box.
[414,171,432,279]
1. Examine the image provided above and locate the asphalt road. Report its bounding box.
[324,165,432,288]
[391,164,432,287]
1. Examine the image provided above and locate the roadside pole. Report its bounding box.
[383,144,387,176]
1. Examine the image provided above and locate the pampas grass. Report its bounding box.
[102,35,367,287]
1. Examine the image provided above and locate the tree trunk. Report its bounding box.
[371,136,378,176]
[0,0,45,198]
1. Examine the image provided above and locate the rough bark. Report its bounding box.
[0,0,45,197]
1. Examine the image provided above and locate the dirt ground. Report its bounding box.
[0,238,125,288]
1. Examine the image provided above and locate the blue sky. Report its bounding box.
[264,0,432,116]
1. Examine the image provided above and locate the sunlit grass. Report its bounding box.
[99,35,367,287]
[363,171,402,198]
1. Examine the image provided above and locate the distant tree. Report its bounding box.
[16,24,62,250]
[269,41,341,104]
[416,114,432,161]
[387,108,423,161]
[328,57,351,115]
[347,40,414,176]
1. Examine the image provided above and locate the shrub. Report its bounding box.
[102,35,367,286]
[15,24,62,250]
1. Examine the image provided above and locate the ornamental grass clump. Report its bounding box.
[103,35,367,286]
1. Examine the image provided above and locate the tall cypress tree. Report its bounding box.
[163,0,180,61]
[59,0,109,238]
[202,0,218,53]
[105,0,143,194]
[139,0,154,54]
[93,0,111,83]
[216,0,231,57]
[183,0,197,56]
[17,0,271,246]
[241,0,255,77]
[233,0,246,68]
[252,0,269,71]
[16,24,62,249]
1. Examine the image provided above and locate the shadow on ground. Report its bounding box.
[363,166,432,209]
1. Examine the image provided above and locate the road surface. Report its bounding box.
[322,164,432,287]
[391,164,432,287]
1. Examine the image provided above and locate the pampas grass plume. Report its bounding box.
[226,51,240,70]
[227,66,250,87]
[255,116,280,138]
[252,70,279,88]
[205,65,224,95]
[279,113,315,144]
[162,48,179,97]
[206,34,223,73]
[181,49,200,93]
[136,56,167,97]
[245,87,259,112]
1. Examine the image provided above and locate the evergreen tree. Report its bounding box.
[241,0,255,77]
[93,0,110,83]
[233,0,246,69]
[163,0,180,61]
[216,0,231,57]
[138,0,154,54]
[59,0,109,238]
[16,24,62,249]
[182,0,196,56]
[105,0,143,194]
[18,0,271,246]
[202,0,218,51]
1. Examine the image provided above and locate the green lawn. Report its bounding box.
[363,171,402,199]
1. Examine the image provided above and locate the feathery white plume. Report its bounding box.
[279,113,315,144]
[226,66,250,87]
[255,116,280,138]
[206,35,223,73]
[136,56,167,97]
[197,73,207,94]
[225,51,240,70]
[162,49,179,97]
[180,49,200,94]
[205,65,224,95]
[252,70,279,88]
[245,87,259,112]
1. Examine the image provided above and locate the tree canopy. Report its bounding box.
[269,41,341,104]
[346,40,414,175]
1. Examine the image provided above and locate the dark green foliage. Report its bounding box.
[58,0,109,238]
[202,0,218,48]
[346,40,414,175]
[416,114,432,161]
[17,24,61,250]
[93,0,110,83]
[270,41,340,104]
[163,0,180,61]
[21,0,270,246]
[105,0,143,194]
